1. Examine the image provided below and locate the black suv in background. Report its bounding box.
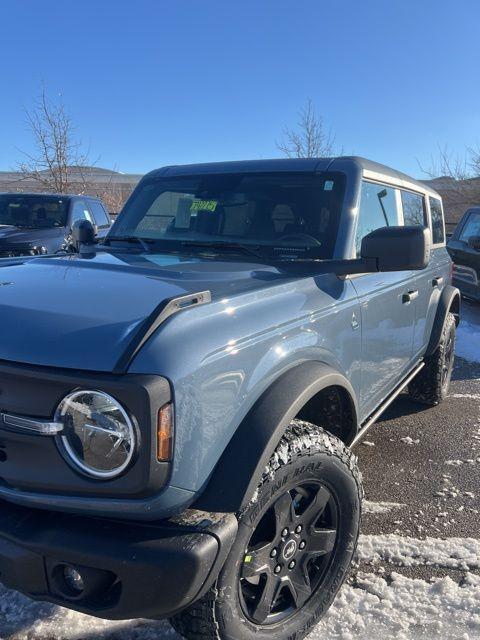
[447,207,480,301]
[0,193,111,257]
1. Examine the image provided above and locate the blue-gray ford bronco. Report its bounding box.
[0,157,460,640]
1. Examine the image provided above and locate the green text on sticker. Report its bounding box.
[190,200,218,212]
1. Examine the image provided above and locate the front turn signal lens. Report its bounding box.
[157,403,174,461]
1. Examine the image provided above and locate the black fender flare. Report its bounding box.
[194,361,358,513]
[425,284,461,356]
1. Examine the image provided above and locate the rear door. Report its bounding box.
[412,196,451,356]
[351,180,416,419]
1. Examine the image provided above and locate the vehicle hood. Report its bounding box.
[0,225,62,246]
[0,250,289,371]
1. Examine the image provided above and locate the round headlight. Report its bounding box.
[55,390,136,479]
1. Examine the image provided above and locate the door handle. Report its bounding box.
[402,290,418,303]
[432,276,444,287]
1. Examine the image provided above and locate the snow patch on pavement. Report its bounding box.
[310,571,480,640]
[456,319,480,363]
[357,534,480,570]
[450,393,480,400]
[363,501,405,514]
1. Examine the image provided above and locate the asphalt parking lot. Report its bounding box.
[1,302,479,639]
[357,300,480,583]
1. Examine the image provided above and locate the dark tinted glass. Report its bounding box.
[401,191,426,226]
[459,212,480,242]
[70,200,92,224]
[0,195,69,228]
[112,172,347,259]
[355,181,399,256]
[89,201,110,227]
[429,197,445,244]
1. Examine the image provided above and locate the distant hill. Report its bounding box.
[422,176,480,231]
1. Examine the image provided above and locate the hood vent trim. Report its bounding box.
[113,290,211,374]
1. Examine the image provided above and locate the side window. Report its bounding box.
[429,197,445,244]
[70,200,93,225]
[459,212,480,243]
[401,191,426,226]
[355,181,400,256]
[88,201,111,228]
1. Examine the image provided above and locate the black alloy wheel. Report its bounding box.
[239,482,338,624]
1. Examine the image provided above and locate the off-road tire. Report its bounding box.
[170,420,363,640]
[408,312,456,406]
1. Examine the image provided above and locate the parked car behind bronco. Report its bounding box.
[0,157,459,640]
[447,207,480,301]
[0,192,111,257]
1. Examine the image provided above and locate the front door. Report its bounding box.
[352,271,415,419]
[351,180,416,420]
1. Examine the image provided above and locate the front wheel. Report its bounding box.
[170,421,363,640]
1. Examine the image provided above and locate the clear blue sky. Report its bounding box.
[1,0,479,177]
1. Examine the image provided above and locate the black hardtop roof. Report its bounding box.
[146,156,435,195]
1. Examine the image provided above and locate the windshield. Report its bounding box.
[0,195,69,229]
[110,172,346,260]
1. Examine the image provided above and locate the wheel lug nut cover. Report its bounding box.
[270,548,278,558]
[289,560,296,569]
[299,540,306,549]
[274,564,282,574]
[295,525,302,533]
[281,528,289,537]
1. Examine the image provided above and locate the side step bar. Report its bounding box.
[351,361,425,447]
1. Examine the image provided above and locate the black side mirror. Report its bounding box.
[277,225,431,277]
[361,225,431,271]
[468,235,480,251]
[72,219,96,252]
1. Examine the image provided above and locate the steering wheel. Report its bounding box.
[278,233,322,247]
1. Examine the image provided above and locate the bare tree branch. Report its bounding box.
[417,143,471,181]
[467,144,480,177]
[16,87,92,194]
[276,99,337,158]
[418,143,480,231]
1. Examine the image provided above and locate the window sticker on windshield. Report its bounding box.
[190,199,218,212]
[324,181,334,191]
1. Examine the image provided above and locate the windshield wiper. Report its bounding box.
[104,236,154,252]
[181,241,267,260]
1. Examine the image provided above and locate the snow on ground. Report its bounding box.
[456,317,480,363]
[357,534,480,570]
[363,501,405,514]
[3,534,480,640]
[311,571,480,640]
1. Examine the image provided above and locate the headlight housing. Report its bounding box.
[55,390,136,479]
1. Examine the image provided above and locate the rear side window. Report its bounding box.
[355,181,400,256]
[401,191,426,226]
[88,201,111,228]
[459,211,480,242]
[429,197,445,244]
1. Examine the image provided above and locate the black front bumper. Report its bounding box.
[0,500,237,620]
